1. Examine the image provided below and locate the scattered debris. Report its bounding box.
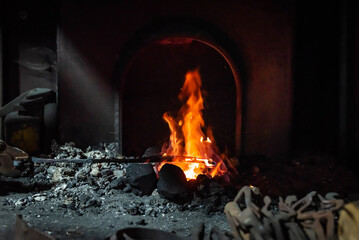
[2,142,230,219]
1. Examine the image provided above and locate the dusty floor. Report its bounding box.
[0,142,231,239]
[0,185,229,239]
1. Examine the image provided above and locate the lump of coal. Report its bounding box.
[126,163,157,195]
[142,146,162,158]
[157,164,189,201]
[108,178,125,190]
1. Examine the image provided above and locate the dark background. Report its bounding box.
[0,0,358,171]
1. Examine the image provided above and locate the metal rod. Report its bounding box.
[31,155,216,166]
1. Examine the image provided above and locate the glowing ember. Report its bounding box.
[159,69,228,180]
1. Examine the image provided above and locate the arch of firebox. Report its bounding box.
[113,18,245,157]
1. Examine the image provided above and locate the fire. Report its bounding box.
[159,69,228,180]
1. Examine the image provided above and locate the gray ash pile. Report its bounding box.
[5,141,235,218]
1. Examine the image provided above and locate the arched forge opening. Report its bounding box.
[116,36,242,158]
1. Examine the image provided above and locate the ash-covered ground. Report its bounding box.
[1,141,359,240]
[0,142,232,240]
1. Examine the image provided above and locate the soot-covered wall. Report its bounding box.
[57,0,294,157]
[2,0,359,168]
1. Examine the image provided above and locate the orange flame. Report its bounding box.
[160,69,228,180]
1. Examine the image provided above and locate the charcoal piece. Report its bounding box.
[195,174,211,195]
[85,198,101,207]
[67,180,76,188]
[132,188,144,196]
[101,169,113,177]
[203,195,220,207]
[123,202,143,216]
[142,146,162,158]
[109,178,125,190]
[187,179,198,192]
[79,195,90,203]
[123,184,132,193]
[126,163,157,195]
[135,219,147,226]
[157,164,189,201]
[208,181,225,196]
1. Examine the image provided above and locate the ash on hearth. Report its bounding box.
[47,140,121,160]
[0,141,234,238]
[10,142,234,216]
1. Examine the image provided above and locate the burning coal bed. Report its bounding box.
[0,141,235,239]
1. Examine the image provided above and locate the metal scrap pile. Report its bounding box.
[224,186,344,240]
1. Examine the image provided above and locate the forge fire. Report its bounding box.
[159,69,228,180]
[1,0,359,240]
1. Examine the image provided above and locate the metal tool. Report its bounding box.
[30,155,216,166]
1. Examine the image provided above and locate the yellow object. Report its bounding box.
[338,201,359,240]
[9,124,39,154]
